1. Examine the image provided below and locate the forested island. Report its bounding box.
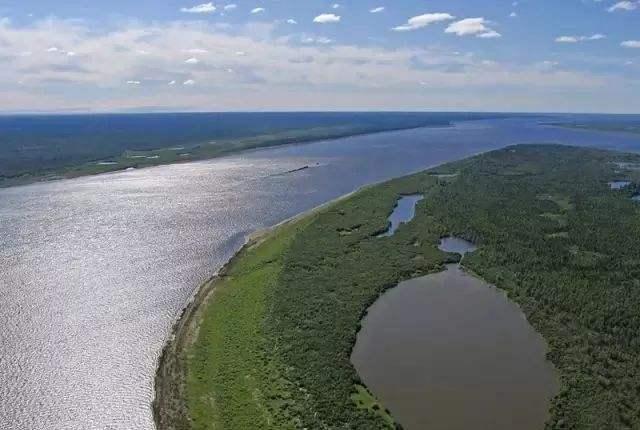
[155,144,640,429]
[550,121,640,136]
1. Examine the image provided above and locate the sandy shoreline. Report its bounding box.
[152,184,372,429]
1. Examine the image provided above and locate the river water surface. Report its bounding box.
[1,117,640,429]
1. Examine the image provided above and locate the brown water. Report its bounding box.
[351,264,558,430]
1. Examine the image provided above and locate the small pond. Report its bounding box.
[438,236,477,255]
[609,180,631,190]
[377,194,424,237]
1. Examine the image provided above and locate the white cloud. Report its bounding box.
[66,51,77,56]
[332,3,341,9]
[251,7,265,14]
[510,12,517,17]
[608,1,638,11]
[370,7,385,13]
[235,51,246,56]
[126,80,141,85]
[313,13,341,23]
[185,57,200,64]
[286,19,298,24]
[46,46,59,52]
[392,13,454,32]
[557,36,579,43]
[180,2,216,14]
[184,48,208,54]
[622,40,640,48]
[183,79,196,85]
[555,34,605,43]
[477,30,502,39]
[224,4,237,11]
[168,80,176,85]
[301,36,333,44]
[0,16,631,113]
[445,18,500,38]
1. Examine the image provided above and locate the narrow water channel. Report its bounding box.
[377,194,424,237]
[352,238,558,429]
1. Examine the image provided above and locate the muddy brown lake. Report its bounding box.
[352,252,559,429]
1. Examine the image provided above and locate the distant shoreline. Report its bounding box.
[0,123,449,189]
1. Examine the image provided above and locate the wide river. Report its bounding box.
[2,118,640,429]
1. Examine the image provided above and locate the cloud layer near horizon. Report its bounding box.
[0,17,637,113]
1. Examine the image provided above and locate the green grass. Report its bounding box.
[351,385,395,427]
[186,219,315,430]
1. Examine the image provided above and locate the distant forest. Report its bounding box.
[0,112,505,185]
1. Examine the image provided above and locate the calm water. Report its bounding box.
[378,194,424,237]
[438,236,477,255]
[351,265,559,430]
[2,117,640,429]
[609,180,631,189]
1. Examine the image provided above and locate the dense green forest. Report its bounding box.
[156,144,640,429]
[551,121,640,135]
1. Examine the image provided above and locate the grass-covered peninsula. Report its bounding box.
[155,144,640,429]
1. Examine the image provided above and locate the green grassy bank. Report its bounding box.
[156,144,640,429]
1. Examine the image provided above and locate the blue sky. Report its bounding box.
[0,0,639,113]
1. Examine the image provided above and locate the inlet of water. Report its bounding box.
[377,194,424,237]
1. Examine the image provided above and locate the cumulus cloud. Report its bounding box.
[224,4,237,11]
[555,34,605,43]
[126,80,141,85]
[300,35,333,44]
[370,7,385,13]
[608,1,638,11]
[392,13,454,32]
[313,13,341,23]
[180,2,216,14]
[445,18,500,38]
[184,48,208,54]
[286,19,298,24]
[622,40,640,48]
[477,30,502,39]
[183,79,196,85]
[185,57,200,64]
[251,7,265,14]
[168,80,176,85]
